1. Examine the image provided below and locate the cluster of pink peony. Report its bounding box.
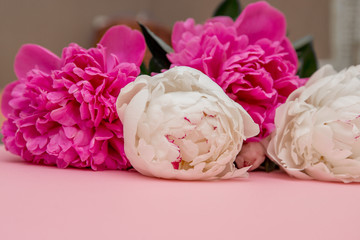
[168,1,305,141]
[2,25,146,170]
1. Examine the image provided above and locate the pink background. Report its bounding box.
[0,145,359,240]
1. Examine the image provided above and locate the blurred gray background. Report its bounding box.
[1,0,355,88]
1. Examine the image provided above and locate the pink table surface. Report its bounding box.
[0,145,359,240]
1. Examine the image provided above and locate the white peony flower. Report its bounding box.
[267,65,360,183]
[116,66,259,180]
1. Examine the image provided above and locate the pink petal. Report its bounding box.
[14,44,61,79]
[50,103,79,126]
[172,19,192,51]
[9,97,30,110]
[35,117,57,135]
[47,135,61,154]
[280,38,298,68]
[63,126,78,138]
[92,141,108,166]
[94,126,114,141]
[61,148,78,164]
[94,105,104,127]
[80,102,91,120]
[26,135,48,151]
[206,16,234,27]
[235,1,286,44]
[171,18,203,52]
[99,25,146,70]
[47,91,69,103]
[202,38,226,78]
[1,81,18,117]
[73,128,92,146]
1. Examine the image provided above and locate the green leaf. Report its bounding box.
[213,0,242,20]
[138,22,172,72]
[293,35,318,78]
[263,158,278,173]
[140,62,148,75]
[148,57,163,74]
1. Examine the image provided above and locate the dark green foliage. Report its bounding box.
[213,0,242,20]
[294,35,318,78]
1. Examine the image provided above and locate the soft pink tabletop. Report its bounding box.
[0,145,359,240]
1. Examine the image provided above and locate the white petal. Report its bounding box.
[268,65,360,183]
[117,66,259,180]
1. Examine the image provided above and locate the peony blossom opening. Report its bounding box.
[168,1,305,141]
[116,66,259,180]
[267,65,360,183]
[2,25,146,170]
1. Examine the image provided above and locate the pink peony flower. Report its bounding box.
[2,25,146,170]
[235,141,266,171]
[168,1,305,141]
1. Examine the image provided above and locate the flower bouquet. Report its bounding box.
[2,0,360,183]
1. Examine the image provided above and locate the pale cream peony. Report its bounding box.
[116,66,259,180]
[268,65,360,183]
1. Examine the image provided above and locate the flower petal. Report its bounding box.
[14,44,61,79]
[99,25,146,70]
[280,38,298,68]
[50,103,79,126]
[1,81,18,117]
[235,1,286,44]
[117,66,259,180]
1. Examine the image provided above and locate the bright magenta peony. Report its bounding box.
[2,25,146,170]
[168,1,305,141]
